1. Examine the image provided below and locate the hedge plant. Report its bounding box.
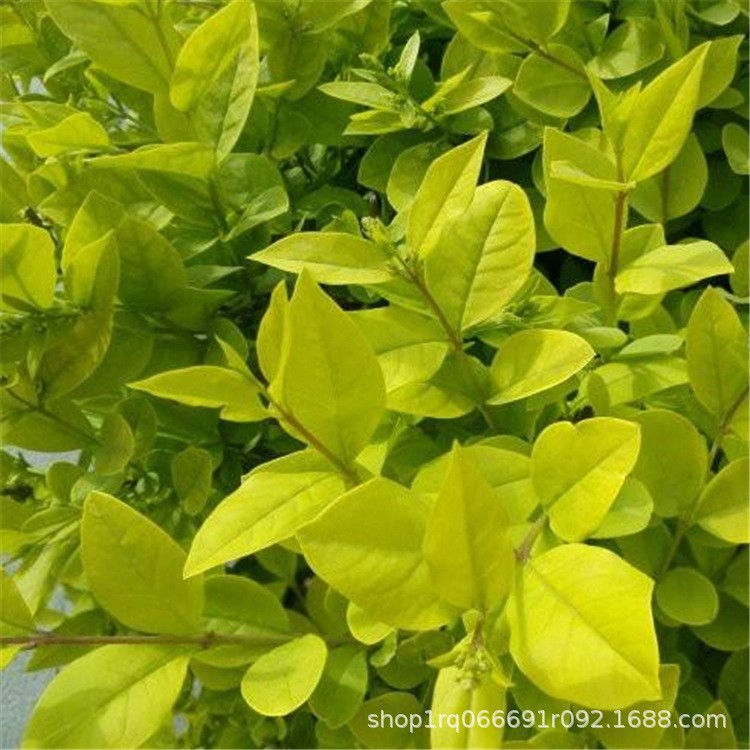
[0,0,748,748]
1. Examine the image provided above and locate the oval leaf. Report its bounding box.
[241,634,327,716]
[81,492,204,635]
[22,645,191,749]
[489,329,594,405]
[508,544,661,709]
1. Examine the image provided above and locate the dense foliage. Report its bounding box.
[0,0,748,748]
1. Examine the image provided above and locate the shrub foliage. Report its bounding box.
[0,1,748,748]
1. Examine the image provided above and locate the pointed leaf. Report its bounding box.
[0,224,56,312]
[622,43,709,181]
[407,133,486,258]
[81,492,204,634]
[22,645,191,749]
[130,366,267,422]
[423,446,515,611]
[543,128,618,263]
[0,568,34,636]
[489,329,594,405]
[44,0,182,93]
[185,451,347,576]
[686,288,748,420]
[615,241,733,295]
[27,112,109,157]
[431,667,506,749]
[298,478,458,630]
[695,458,749,544]
[170,0,259,159]
[271,273,385,465]
[252,232,393,284]
[425,180,535,331]
[508,544,661,709]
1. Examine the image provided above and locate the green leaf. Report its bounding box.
[542,128,618,263]
[94,142,214,180]
[309,645,368,728]
[298,478,458,630]
[170,0,259,159]
[686,288,749,421]
[429,76,512,116]
[0,567,34,636]
[587,357,689,410]
[0,224,56,312]
[631,409,707,518]
[270,272,385,465]
[621,43,709,181]
[94,412,135,475]
[37,235,119,399]
[0,388,96,451]
[27,112,109,157]
[593,665,681,749]
[252,232,393,284]
[431,667,506,749]
[686,700,737,750]
[171,446,213,516]
[508,544,661,709]
[424,180,535,331]
[615,241,733,295]
[347,603,392,645]
[319,81,400,110]
[290,0,374,34]
[393,30,420,83]
[195,574,290,668]
[413,444,536,526]
[22,645,191,749]
[549,160,635,192]
[532,418,641,542]
[514,44,589,118]
[387,142,448,211]
[257,281,288,383]
[698,35,743,108]
[184,451,347,576]
[488,329,594,405]
[656,567,719,626]
[130,366,267,422]
[692,593,749,652]
[241,634,327,716]
[351,306,450,395]
[630,135,708,222]
[722,123,750,176]
[443,1,528,54]
[226,186,289,240]
[344,108,405,135]
[381,350,480,420]
[466,0,570,45]
[92,143,217,225]
[81,492,204,635]
[62,191,123,267]
[423,445,515,611]
[114,218,187,311]
[358,132,425,193]
[407,133,486,258]
[694,458,750,544]
[588,18,665,80]
[590,477,654,539]
[45,0,182,93]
